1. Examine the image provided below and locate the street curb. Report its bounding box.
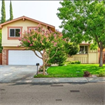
[16,77,105,84]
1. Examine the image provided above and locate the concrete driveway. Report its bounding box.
[0,65,37,83]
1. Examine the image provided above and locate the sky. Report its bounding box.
[0,1,62,31]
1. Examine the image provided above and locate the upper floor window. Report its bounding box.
[9,28,20,37]
[78,46,88,54]
[7,27,22,40]
[28,27,37,32]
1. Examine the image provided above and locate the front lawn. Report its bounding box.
[34,64,105,78]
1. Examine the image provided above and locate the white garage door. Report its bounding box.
[8,50,43,65]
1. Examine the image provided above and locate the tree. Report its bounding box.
[65,42,79,56]
[19,25,66,75]
[48,44,67,66]
[10,0,13,20]
[57,0,105,67]
[1,0,6,23]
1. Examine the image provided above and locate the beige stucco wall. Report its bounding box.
[88,45,98,63]
[2,19,47,47]
[67,54,88,63]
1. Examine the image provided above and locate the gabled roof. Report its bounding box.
[0,16,55,31]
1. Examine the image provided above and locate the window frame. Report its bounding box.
[9,28,20,37]
[27,27,37,32]
[77,45,88,54]
[7,26,23,40]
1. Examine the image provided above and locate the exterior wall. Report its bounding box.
[2,49,8,65]
[67,45,99,64]
[88,46,98,63]
[2,47,31,65]
[2,20,47,47]
[2,19,49,65]
[67,54,88,63]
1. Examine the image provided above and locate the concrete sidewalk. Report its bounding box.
[16,77,105,83]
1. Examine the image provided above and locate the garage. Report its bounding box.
[8,50,43,65]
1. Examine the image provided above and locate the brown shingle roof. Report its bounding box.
[0,16,55,31]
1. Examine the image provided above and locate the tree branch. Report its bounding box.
[95,36,100,47]
[45,47,59,64]
[50,48,59,59]
[32,50,43,59]
[42,49,45,56]
[39,51,43,56]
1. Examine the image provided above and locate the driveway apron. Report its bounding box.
[0,65,37,83]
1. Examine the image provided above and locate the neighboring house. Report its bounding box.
[0,16,102,65]
[0,16,55,65]
[67,42,99,64]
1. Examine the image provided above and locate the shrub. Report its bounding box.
[98,72,105,77]
[45,63,51,67]
[70,61,75,64]
[70,61,81,64]
[75,61,81,64]
[48,45,67,66]
[39,64,51,72]
[63,60,81,65]
[65,42,79,56]
[38,66,43,72]
[83,71,91,77]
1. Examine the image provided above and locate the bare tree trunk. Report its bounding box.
[99,42,103,67]
[43,63,46,75]
[42,50,46,75]
[42,58,46,75]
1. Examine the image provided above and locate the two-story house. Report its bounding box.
[0,16,55,65]
[0,16,99,65]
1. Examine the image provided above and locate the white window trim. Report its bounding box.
[9,28,21,37]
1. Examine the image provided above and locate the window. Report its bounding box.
[29,28,37,32]
[78,46,88,54]
[9,29,20,37]
[8,27,22,39]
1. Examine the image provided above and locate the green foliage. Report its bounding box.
[98,72,105,77]
[57,0,105,66]
[10,0,13,20]
[48,45,67,66]
[64,61,81,65]
[19,25,66,75]
[19,25,65,52]
[65,42,79,56]
[90,42,98,50]
[34,64,105,78]
[71,61,81,64]
[1,0,6,23]
[0,30,3,53]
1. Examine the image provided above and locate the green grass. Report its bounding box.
[34,64,105,78]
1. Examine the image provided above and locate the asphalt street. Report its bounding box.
[0,82,105,105]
